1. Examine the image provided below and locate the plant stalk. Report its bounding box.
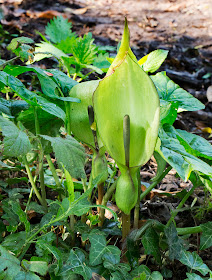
[98,181,117,226]
[122,212,131,240]
[140,166,172,201]
[97,182,104,213]
[46,154,61,189]
[23,156,47,210]
[134,182,141,229]
[166,184,197,228]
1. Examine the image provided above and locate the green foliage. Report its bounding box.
[45,16,76,44]
[139,49,168,73]
[1,18,212,280]
[179,251,210,276]
[31,16,109,79]
[200,222,212,250]
[41,134,86,179]
[151,71,204,112]
[0,116,31,157]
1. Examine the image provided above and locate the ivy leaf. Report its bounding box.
[200,222,212,250]
[179,251,210,276]
[0,245,21,279]
[0,116,31,157]
[22,260,48,276]
[151,72,204,112]
[41,135,86,179]
[164,222,183,260]
[104,262,131,279]
[89,230,107,266]
[60,249,92,280]
[141,227,161,264]
[102,245,121,265]
[139,49,168,73]
[45,16,75,44]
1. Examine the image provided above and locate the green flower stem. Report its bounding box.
[140,166,172,201]
[97,182,104,213]
[46,154,61,189]
[166,184,197,228]
[23,156,47,210]
[134,183,141,229]
[34,106,40,135]
[0,56,20,70]
[98,181,117,226]
[33,106,47,209]
[122,212,131,240]
[25,187,34,213]
[177,226,202,235]
[38,150,47,208]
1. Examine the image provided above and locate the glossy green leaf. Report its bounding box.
[1,232,26,256]
[164,222,183,260]
[4,65,79,102]
[160,100,178,125]
[41,135,86,179]
[94,23,159,167]
[60,249,92,280]
[36,241,62,275]
[15,271,41,280]
[0,245,21,279]
[89,230,107,266]
[141,227,161,264]
[47,69,77,95]
[22,260,48,276]
[11,201,30,233]
[185,273,204,280]
[176,129,212,160]
[0,116,31,157]
[70,80,99,148]
[179,251,210,276]
[56,196,90,218]
[200,222,212,250]
[139,49,168,73]
[151,72,204,112]
[158,124,212,181]
[102,245,121,265]
[17,106,63,136]
[64,168,75,203]
[0,71,66,121]
[131,265,163,280]
[32,42,68,62]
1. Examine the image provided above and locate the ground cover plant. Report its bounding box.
[0,16,212,280]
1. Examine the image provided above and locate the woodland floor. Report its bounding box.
[0,0,212,278]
